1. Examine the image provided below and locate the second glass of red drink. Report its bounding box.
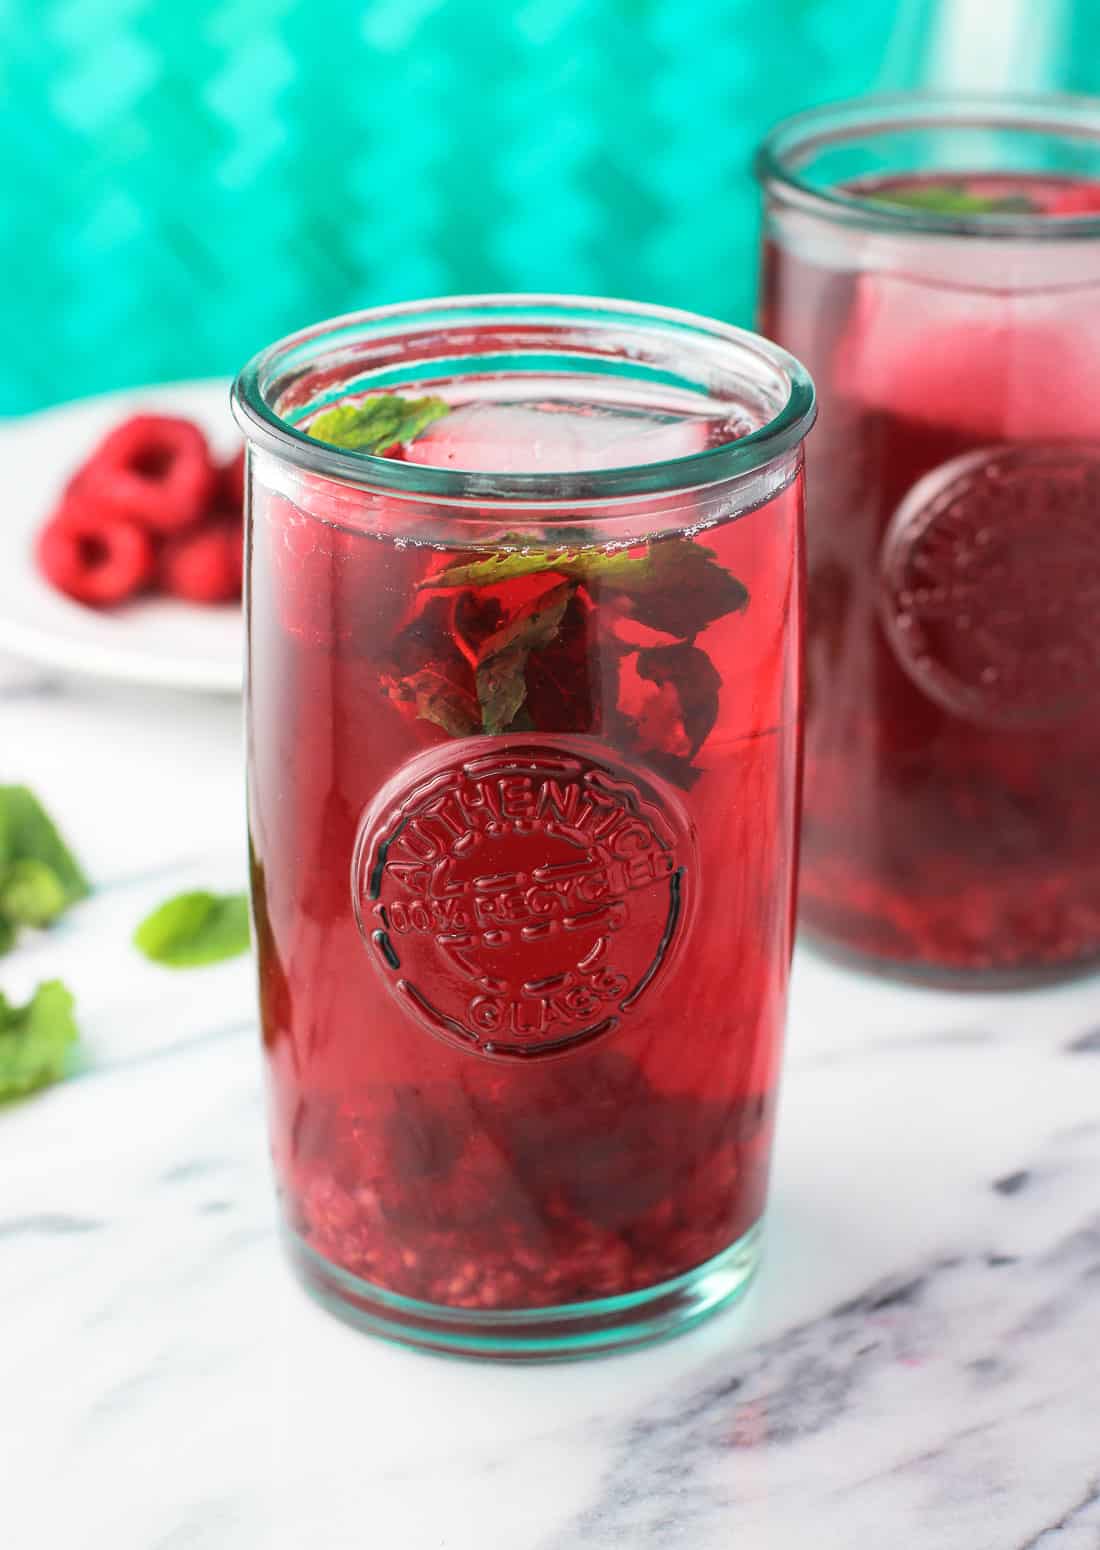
[758,96,1100,985]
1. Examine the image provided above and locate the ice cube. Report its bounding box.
[834,271,1100,440]
[403,402,714,473]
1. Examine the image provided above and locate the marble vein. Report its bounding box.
[1016,1478,1100,1548]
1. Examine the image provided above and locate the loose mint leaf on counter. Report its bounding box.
[134,891,251,968]
[422,537,748,639]
[307,395,449,453]
[0,859,69,928]
[0,980,78,1100]
[0,786,89,907]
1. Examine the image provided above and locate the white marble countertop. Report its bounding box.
[2,649,1098,1550]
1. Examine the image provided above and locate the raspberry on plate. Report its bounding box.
[37,507,155,605]
[161,524,242,604]
[82,415,216,533]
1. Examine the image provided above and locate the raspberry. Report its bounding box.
[217,447,245,512]
[60,465,96,504]
[82,415,216,533]
[161,524,241,604]
[37,507,154,606]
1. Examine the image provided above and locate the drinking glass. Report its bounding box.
[757,95,1100,984]
[233,295,814,1357]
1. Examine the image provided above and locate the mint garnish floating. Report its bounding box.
[0,786,89,954]
[0,980,78,1100]
[423,536,748,639]
[870,182,1037,216]
[307,394,449,453]
[134,890,250,968]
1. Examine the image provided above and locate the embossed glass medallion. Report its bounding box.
[236,297,812,1356]
[758,97,1100,981]
[353,744,689,1060]
[881,445,1100,729]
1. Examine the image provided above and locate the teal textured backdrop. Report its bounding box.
[5,0,1092,414]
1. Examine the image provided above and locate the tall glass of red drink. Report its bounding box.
[232,296,813,1357]
[757,96,1100,984]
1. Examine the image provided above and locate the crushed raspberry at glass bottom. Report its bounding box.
[236,299,811,1354]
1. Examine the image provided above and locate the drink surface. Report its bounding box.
[247,387,803,1310]
[762,171,1100,978]
[853,171,1100,218]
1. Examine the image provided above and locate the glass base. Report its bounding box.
[801,925,1100,992]
[286,1220,763,1361]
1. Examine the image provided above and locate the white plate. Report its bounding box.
[0,380,243,693]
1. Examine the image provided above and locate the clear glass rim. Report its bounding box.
[755,90,1100,240]
[230,292,816,504]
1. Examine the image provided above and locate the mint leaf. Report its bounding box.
[870,183,1036,216]
[386,534,739,749]
[475,582,573,734]
[403,665,482,738]
[0,859,69,928]
[308,394,448,453]
[383,595,482,736]
[611,642,724,790]
[134,891,250,968]
[422,543,652,592]
[0,980,78,1099]
[384,586,575,737]
[0,786,89,908]
[422,537,748,639]
[621,540,748,638]
[523,591,601,733]
[635,643,721,753]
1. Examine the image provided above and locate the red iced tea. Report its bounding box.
[236,300,811,1352]
[759,108,1100,982]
